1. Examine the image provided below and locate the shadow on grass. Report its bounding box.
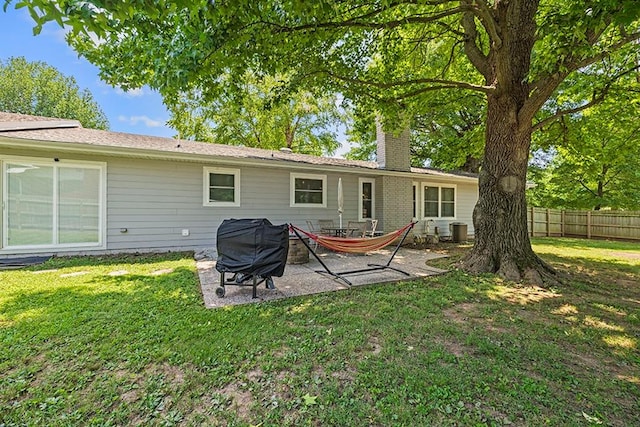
[23,251,195,271]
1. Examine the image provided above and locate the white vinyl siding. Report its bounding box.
[203,167,240,207]
[2,157,105,250]
[358,178,375,221]
[290,173,327,207]
[421,183,457,219]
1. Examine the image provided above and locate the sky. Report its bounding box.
[0,6,175,138]
[0,6,352,155]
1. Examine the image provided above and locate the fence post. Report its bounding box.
[586,211,591,239]
[546,208,551,236]
[530,206,534,236]
[561,210,565,237]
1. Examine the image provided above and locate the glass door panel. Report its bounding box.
[58,167,100,244]
[6,163,54,246]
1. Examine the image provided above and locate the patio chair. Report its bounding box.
[318,219,336,234]
[305,220,321,249]
[347,221,367,237]
[364,219,378,237]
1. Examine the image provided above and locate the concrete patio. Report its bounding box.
[197,247,448,308]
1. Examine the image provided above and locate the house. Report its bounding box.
[0,111,478,257]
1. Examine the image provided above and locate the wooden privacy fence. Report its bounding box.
[527,207,640,241]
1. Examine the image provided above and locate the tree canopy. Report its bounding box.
[9,0,640,284]
[528,81,640,211]
[167,71,342,156]
[0,56,108,129]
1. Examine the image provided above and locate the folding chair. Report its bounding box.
[365,219,378,237]
[318,219,335,234]
[347,221,367,237]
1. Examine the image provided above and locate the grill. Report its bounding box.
[215,218,289,298]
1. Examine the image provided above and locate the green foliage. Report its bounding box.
[346,89,486,172]
[6,1,638,141]
[528,76,640,210]
[167,71,342,155]
[0,56,108,129]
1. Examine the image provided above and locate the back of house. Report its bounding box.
[0,111,478,258]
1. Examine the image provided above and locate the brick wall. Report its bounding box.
[376,121,411,172]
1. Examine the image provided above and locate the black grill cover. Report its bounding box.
[215,218,289,277]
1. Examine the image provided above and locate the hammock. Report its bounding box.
[290,222,414,254]
[289,221,417,286]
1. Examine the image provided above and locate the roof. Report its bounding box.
[0,111,477,182]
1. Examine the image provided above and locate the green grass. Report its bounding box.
[1,239,639,426]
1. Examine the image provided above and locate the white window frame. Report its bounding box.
[1,156,107,251]
[412,181,419,221]
[203,167,241,207]
[358,177,375,221]
[420,182,457,219]
[290,173,327,207]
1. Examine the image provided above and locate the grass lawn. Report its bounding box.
[1,238,638,426]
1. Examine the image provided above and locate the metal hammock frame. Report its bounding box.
[289,221,416,286]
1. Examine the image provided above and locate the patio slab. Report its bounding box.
[197,247,448,308]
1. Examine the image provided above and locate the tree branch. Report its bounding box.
[577,178,598,198]
[460,9,490,78]
[523,30,640,125]
[323,70,495,94]
[532,92,606,132]
[463,0,502,50]
[531,63,640,131]
[259,3,469,33]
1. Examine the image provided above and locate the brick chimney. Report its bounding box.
[375,119,413,235]
[376,120,411,172]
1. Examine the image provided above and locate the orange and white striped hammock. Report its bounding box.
[289,222,415,254]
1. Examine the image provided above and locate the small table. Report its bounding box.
[321,227,359,237]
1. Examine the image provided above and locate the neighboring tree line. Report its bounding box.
[0,56,108,130]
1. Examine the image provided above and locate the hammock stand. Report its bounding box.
[289,221,417,286]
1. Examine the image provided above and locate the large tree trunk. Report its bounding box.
[460,0,557,285]
[461,95,556,284]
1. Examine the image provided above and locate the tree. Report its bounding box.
[11,0,640,284]
[167,71,341,155]
[528,85,640,211]
[0,56,108,129]
[345,89,485,173]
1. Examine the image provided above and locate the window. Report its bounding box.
[359,178,375,220]
[421,183,456,219]
[2,158,105,249]
[424,186,439,217]
[290,173,326,207]
[204,167,240,207]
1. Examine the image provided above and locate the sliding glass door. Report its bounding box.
[3,158,105,249]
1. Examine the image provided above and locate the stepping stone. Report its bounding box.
[60,271,89,278]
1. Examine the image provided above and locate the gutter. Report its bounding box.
[0,136,479,184]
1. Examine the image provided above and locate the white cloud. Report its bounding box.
[118,115,164,128]
[115,87,146,97]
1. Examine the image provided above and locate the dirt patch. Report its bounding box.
[443,302,478,324]
[219,382,254,421]
[150,268,174,276]
[121,389,139,404]
[368,336,383,355]
[245,367,263,382]
[331,369,356,382]
[437,337,469,358]
[60,271,90,278]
